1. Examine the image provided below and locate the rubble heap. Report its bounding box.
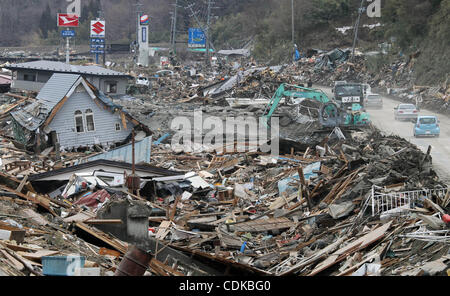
[0,122,448,276]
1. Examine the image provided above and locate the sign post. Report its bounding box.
[138,15,150,67]
[58,14,79,64]
[90,20,106,65]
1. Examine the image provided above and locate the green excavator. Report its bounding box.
[262,83,371,129]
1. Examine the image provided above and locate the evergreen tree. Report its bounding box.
[38,3,53,39]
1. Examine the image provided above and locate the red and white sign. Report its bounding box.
[90,20,106,38]
[140,15,150,25]
[58,14,79,27]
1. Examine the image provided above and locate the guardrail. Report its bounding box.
[371,186,449,216]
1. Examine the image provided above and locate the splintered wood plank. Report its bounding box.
[2,243,41,253]
[269,194,297,211]
[15,175,28,193]
[17,250,60,262]
[43,96,69,128]
[75,222,128,254]
[155,221,172,240]
[232,218,295,233]
[0,249,24,271]
[85,219,123,225]
[150,258,185,276]
[121,112,128,130]
[308,221,392,276]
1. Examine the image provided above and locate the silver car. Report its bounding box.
[365,93,383,108]
[394,104,418,121]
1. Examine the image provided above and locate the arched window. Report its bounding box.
[85,109,95,132]
[74,110,84,133]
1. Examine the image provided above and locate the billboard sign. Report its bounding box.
[90,20,106,38]
[188,28,206,48]
[58,13,79,27]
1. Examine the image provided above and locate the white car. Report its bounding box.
[394,104,418,121]
[136,75,150,86]
[365,93,383,108]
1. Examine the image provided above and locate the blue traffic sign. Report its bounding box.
[90,49,105,54]
[61,30,76,38]
[188,28,206,48]
[90,38,105,44]
[90,44,105,49]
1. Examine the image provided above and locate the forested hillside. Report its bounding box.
[0,0,448,83]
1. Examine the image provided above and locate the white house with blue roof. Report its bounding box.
[10,73,150,151]
[5,60,131,96]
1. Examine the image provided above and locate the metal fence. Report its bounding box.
[371,186,449,216]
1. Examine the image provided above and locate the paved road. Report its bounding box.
[320,87,450,184]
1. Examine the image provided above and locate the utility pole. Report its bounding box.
[352,0,365,61]
[66,37,70,64]
[206,0,212,66]
[291,0,295,45]
[133,1,143,63]
[98,10,106,65]
[170,13,174,45]
[186,2,216,53]
[171,0,179,56]
[291,0,295,62]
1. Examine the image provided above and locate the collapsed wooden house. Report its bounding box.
[10,73,150,152]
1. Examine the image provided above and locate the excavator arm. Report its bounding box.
[262,83,330,127]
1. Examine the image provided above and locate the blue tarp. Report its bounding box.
[295,49,301,61]
[278,162,321,195]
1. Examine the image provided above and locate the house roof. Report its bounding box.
[36,73,80,110]
[28,159,183,182]
[5,60,131,78]
[11,74,85,131]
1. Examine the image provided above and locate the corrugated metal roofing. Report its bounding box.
[84,136,153,164]
[10,101,47,131]
[28,159,182,182]
[6,60,128,77]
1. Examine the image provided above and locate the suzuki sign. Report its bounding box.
[90,20,106,38]
[58,14,79,27]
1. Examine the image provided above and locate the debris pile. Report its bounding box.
[288,50,450,116]
[0,120,448,276]
[0,49,448,277]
